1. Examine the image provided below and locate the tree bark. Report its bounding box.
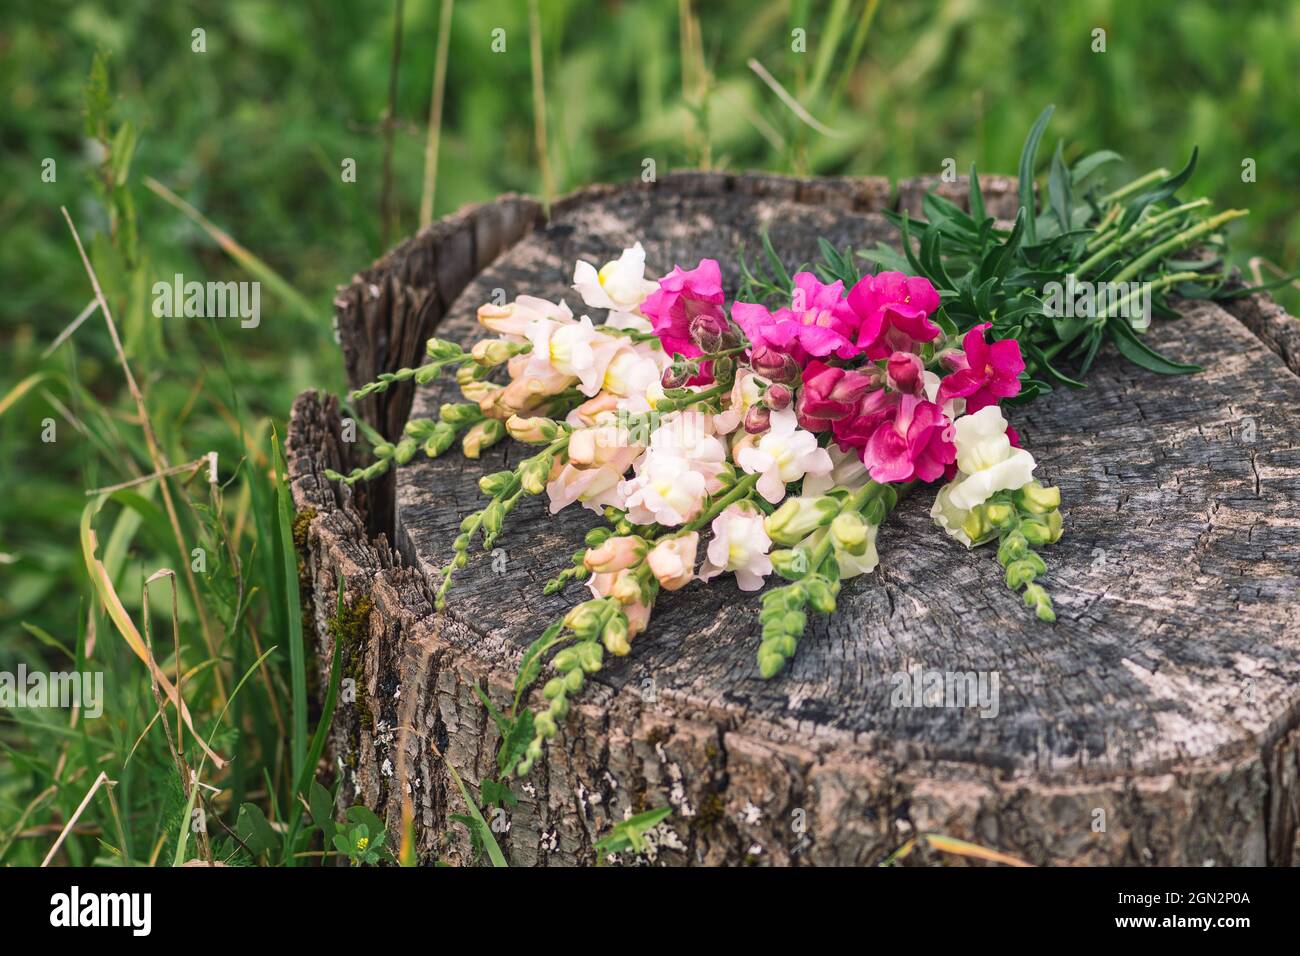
[287,172,1300,866]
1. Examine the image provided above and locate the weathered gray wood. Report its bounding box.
[288,172,1300,866]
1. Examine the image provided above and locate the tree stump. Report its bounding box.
[287,172,1300,866]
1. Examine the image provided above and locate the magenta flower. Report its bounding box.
[642,259,726,359]
[830,387,899,452]
[795,360,879,432]
[861,394,956,484]
[733,272,864,366]
[885,350,925,395]
[936,322,1025,413]
[846,271,942,360]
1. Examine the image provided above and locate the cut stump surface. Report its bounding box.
[288,173,1300,866]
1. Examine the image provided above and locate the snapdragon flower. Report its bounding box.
[478,295,573,339]
[936,323,1025,412]
[573,242,660,314]
[698,503,773,591]
[526,315,624,397]
[621,453,708,526]
[736,408,833,504]
[930,405,1037,545]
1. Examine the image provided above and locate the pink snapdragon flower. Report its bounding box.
[732,272,863,365]
[846,271,942,359]
[861,395,956,483]
[795,360,879,432]
[936,322,1025,413]
[641,259,726,359]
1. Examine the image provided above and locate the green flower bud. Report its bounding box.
[515,758,533,777]
[1023,583,1056,622]
[403,418,438,441]
[373,441,396,459]
[770,548,811,580]
[758,649,787,679]
[585,527,612,548]
[765,496,841,546]
[984,501,1016,529]
[426,337,463,360]
[534,712,557,739]
[462,418,506,459]
[471,338,515,367]
[963,505,993,545]
[479,470,517,497]
[480,500,504,539]
[782,610,807,634]
[804,577,837,614]
[414,364,441,385]
[543,677,566,700]
[393,437,419,465]
[1020,517,1054,546]
[829,511,869,556]
[998,530,1030,566]
[440,402,483,426]
[563,600,607,640]
[519,454,552,495]
[1044,508,1063,543]
[564,668,585,693]
[603,612,631,656]
[551,648,580,672]
[1017,481,1061,515]
[549,696,570,720]
[862,497,888,527]
[526,740,543,761]
[423,421,457,458]
[576,641,604,674]
[1005,554,1046,588]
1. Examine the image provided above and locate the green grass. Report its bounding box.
[1,0,1297,866]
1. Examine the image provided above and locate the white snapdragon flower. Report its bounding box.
[801,441,870,497]
[620,453,707,526]
[646,410,728,492]
[573,242,659,318]
[526,315,623,397]
[735,408,833,505]
[699,504,773,591]
[931,405,1036,545]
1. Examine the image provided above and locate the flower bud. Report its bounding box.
[610,569,644,605]
[461,418,506,459]
[765,496,840,546]
[688,312,728,353]
[393,437,418,465]
[440,402,483,426]
[743,405,772,434]
[534,712,557,739]
[983,501,1016,529]
[471,338,514,367]
[372,441,396,459]
[584,535,647,574]
[764,382,793,410]
[1005,558,1040,589]
[829,511,869,556]
[770,548,811,580]
[886,351,925,395]
[543,677,566,700]
[414,364,442,385]
[404,418,437,441]
[1017,481,1061,515]
[423,422,457,458]
[505,414,559,444]
[750,345,800,384]
[646,533,698,591]
[564,668,584,693]
[576,641,604,673]
[426,337,463,360]
[478,470,517,497]
[661,362,693,390]
[519,454,552,495]
[1022,583,1056,622]
[1019,516,1054,546]
[563,600,607,640]
[602,612,631,656]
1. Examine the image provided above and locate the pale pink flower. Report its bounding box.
[478,295,573,339]
[573,242,659,313]
[546,445,641,515]
[620,453,707,526]
[646,533,699,591]
[736,408,833,504]
[699,504,773,591]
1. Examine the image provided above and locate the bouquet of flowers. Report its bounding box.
[331,108,1253,777]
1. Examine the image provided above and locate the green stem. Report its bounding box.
[1112,210,1247,283]
[1099,167,1169,205]
[1076,199,1213,275]
[681,472,760,534]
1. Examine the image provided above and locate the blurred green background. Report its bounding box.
[1,0,1297,864]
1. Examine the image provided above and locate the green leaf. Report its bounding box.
[444,761,507,867]
[1048,140,1073,235]
[308,780,337,842]
[1120,146,1198,230]
[1017,105,1055,244]
[511,621,568,712]
[594,806,673,857]
[968,163,986,223]
[1107,317,1201,374]
[480,778,518,808]
[1071,149,1122,186]
[236,803,280,858]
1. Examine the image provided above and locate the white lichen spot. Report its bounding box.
[522,782,537,798]
[541,828,558,853]
[748,842,764,856]
[381,758,393,778]
[393,683,401,700]
[741,802,763,826]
